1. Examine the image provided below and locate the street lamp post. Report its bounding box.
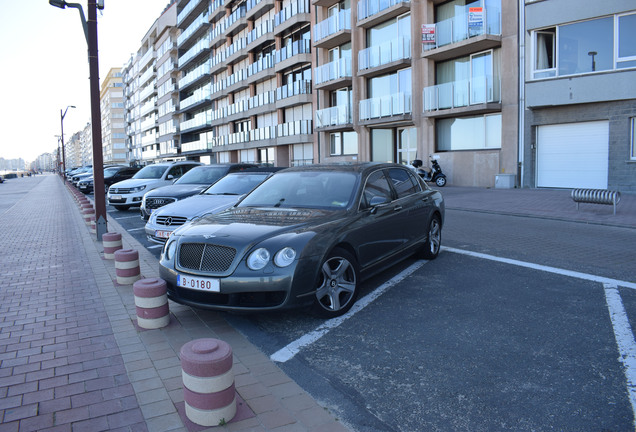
[59,105,75,175]
[50,0,107,240]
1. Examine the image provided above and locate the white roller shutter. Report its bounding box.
[537,121,609,189]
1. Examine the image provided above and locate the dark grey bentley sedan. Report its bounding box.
[159,163,444,318]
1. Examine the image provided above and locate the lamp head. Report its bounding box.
[49,0,67,9]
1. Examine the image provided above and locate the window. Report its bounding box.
[387,168,418,198]
[631,118,636,160]
[361,170,393,209]
[330,131,358,156]
[436,113,501,151]
[532,13,636,79]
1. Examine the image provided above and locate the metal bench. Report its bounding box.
[571,188,621,215]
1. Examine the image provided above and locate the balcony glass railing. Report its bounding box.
[247,20,274,45]
[314,9,351,43]
[209,0,225,16]
[359,92,411,120]
[177,0,203,25]
[180,110,212,131]
[422,75,501,111]
[247,54,275,76]
[274,39,311,63]
[180,83,211,110]
[359,37,410,70]
[139,67,155,86]
[315,104,351,127]
[248,90,275,109]
[275,0,310,26]
[276,79,311,100]
[422,7,501,52]
[315,57,352,85]
[178,35,211,68]
[277,120,312,137]
[181,134,213,152]
[139,99,156,117]
[178,60,211,89]
[178,10,209,47]
[139,82,156,101]
[357,0,409,22]
[139,49,154,69]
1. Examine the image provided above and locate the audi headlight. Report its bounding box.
[247,248,270,270]
[274,247,296,267]
[131,185,147,193]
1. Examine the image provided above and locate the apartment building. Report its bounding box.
[523,0,636,192]
[100,68,127,165]
[123,1,180,166]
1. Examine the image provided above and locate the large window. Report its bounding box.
[532,12,636,79]
[436,114,501,151]
[330,131,358,156]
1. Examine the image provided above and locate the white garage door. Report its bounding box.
[537,121,609,189]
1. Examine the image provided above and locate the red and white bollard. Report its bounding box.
[133,278,170,329]
[82,208,95,226]
[89,215,96,234]
[114,249,141,285]
[181,339,236,427]
[102,232,122,259]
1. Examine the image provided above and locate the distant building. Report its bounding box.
[100,68,127,165]
[523,0,636,192]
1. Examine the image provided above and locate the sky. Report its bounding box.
[0,0,174,163]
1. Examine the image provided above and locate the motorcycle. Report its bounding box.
[412,156,447,187]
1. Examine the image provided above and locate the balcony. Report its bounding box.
[421,7,501,62]
[140,115,157,132]
[274,0,310,35]
[422,75,501,117]
[247,54,275,85]
[139,49,154,69]
[315,104,351,128]
[275,80,312,109]
[359,92,411,121]
[357,0,410,28]
[246,0,275,21]
[248,90,276,115]
[178,0,206,28]
[178,35,211,69]
[138,81,156,101]
[178,60,211,91]
[209,0,226,21]
[141,130,158,145]
[225,4,248,37]
[314,9,351,50]
[246,19,275,52]
[314,57,352,91]
[180,83,212,111]
[276,120,313,145]
[358,37,410,77]
[139,66,155,87]
[139,99,156,117]
[274,39,312,72]
[180,110,212,133]
[177,10,209,49]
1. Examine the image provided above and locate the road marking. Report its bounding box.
[443,246,636,290]
[114,215,142,220]
[604,284,636,425]
[147,244,163,249]
[270,260,429,363]
[128,227,145,232]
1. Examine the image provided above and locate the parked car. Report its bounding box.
[145,168,282,244]
[159,163,444,318]
[107,161,202,211]
[78,166,141,194]
[139,163,259,220]
[67,166,92,184]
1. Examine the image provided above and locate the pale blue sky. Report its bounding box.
[0,1,173,162]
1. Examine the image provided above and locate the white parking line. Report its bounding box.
[127,227,145,232]
[604,283,636,423]
[270,260,429,363]
[113,215,141,220]
[147,244,163,249]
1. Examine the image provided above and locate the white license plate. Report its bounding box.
[155,230,172,239]
[177,274,220,292]
[111,195,122,200]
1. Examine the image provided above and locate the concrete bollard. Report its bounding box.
[181,339,236,427]
[89,216,96,234]
[102,232,122,259]
[82,208,95,226]
[133,278,170,329]
[114,249,141,285]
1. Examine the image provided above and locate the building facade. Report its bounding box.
[100,68,127,165]
[523,0,636,192]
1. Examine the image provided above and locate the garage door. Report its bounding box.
[537,121,609,189]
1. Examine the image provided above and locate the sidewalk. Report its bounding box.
[0,175,349,432]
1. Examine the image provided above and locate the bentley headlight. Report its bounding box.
[274,247,296,267]
[163,239,177,261]
[247,248,270,270]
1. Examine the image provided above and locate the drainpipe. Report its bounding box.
[518,0,525,188]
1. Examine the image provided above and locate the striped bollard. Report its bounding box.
[114,249,141,285]
[181,339,236,427]
[102,232,122,259]
[82,208,95,226]
[89,216,96,234]
[133,278,170,329]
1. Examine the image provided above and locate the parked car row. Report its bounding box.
[99,161,445,318]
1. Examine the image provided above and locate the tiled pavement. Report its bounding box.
[0,175,349,432]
